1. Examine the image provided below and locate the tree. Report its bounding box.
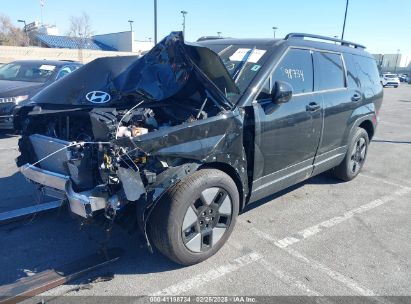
[0,14,29,46]
[67,12,93,62]
[67,12,93,40]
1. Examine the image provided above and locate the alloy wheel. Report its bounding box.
[182,187,233,253]
[350,137,367,174]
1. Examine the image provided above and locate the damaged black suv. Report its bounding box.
[15,32,383,265]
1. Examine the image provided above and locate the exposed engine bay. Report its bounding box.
[15,32,249,247]
[18,90,226,217]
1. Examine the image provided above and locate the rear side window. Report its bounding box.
[354,56,380,88]
[342,53,360,88]
[317,52,345,90]
[271,48,314,94]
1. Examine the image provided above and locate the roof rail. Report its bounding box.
[196,36,225,42]
[284,33,366,49]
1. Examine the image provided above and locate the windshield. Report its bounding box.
[384,74,397,78]
[0,62,57,83]
[202,44,270,103]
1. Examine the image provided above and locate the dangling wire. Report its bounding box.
[22,141,111,171]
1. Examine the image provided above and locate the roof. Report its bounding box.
[198,35,370,57]
[12,59,81,66]
[35,34,116,51]
[198,38,280,46]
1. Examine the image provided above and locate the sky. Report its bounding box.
[2,0,411,54]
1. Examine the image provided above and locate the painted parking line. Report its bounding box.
[249,227,382,298]
[150,252,262,296]
[241,187,411,300]
[246,187,411,249]
[258,258,326,297]
[360,173,411,189]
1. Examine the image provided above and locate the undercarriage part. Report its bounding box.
[117,167,145,201]
[20,164,108,219]
[0,248,122,304]
[0,200,63,226]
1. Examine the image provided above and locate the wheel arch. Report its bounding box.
[199,162,246,212]
[358,119,375,140]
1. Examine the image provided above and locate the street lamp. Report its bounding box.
[217,31,222,38]
[181,10,188,38]
[17,19,27,28]
[272,26,278,39]
[341,0,349,40]
[18,19,29,45]
[154,0,157,44]
[128,20,134,32]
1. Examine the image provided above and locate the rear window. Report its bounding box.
[355,56,381,87]
[317,52,345,90]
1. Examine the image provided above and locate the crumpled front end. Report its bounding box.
[17,106,246,232]
[16,32,248,241]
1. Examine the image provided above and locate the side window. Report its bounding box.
[317,52,345,90]
[342,53,360,88]
[272,49,313,94]
[353,55,380,88]
[257,48,313,100]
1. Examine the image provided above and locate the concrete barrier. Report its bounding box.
[0,46,138,64]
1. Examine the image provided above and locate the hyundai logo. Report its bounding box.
[86,91,111,104]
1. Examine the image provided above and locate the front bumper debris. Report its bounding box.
[20,164,107,218]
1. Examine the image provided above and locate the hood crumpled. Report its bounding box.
[30,32,238,109]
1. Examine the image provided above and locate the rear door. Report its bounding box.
[250,48,323,201]
[311,50,354,175]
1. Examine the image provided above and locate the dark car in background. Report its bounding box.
[399,74,409,82]
[0,60,82,129]
[16,32,382,265]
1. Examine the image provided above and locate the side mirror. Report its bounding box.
[272,81,293,104]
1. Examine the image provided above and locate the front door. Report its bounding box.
[250,48,323,200]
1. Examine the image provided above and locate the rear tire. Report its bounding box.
[148,169,239,266]
[333,127,369,181]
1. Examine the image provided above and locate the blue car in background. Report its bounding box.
[0,60,82,129]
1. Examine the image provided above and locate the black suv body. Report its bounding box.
[16,32,383,265]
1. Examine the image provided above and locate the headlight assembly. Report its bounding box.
[0,95,29,104]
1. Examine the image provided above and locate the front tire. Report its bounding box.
[148,169,239,266]
[333,127,369,181]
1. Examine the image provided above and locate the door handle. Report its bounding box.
[351,93,362,102]
[306,102,321,112]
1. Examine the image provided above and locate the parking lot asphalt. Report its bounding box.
[0,85,410,299]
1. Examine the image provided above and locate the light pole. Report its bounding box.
[154,0,157,44]
[128,20,134,32]
[181,10,188,38]
[17,19,29,45]
[272,26,278,39]
[217,31,222,38]
[394,49,400,74]
[341,0,349,40]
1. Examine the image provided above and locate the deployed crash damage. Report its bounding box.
[16,32,248,247]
